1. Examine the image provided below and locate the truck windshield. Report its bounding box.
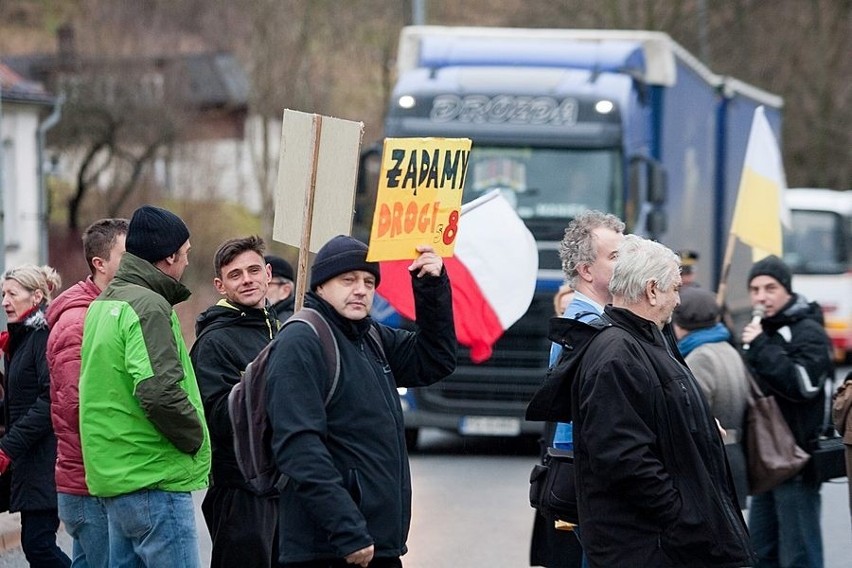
[783,209,850,274]
[462,146,621,236]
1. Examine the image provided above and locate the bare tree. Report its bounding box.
[236,0,404,242]
[51,62,179,229]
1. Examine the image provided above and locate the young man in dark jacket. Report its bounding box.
[571,235,753,568]
[741,255,833,568]
[265,254,295,325]
[266,235,456,568]
[190,236,280,567]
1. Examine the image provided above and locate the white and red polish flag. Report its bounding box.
[377,190,538,363]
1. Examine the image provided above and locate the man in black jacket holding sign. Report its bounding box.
[741,255,833,568]
[571,235,752,568]
[266,235,456,568]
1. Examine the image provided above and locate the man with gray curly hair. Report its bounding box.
[531,210,624,567]
[559,210,625,301]
[570,235,753,567]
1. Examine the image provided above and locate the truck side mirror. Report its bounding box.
[646,207,667,240]
[648,162,667,205]
[629,157,667,205]
[354,142,384,241]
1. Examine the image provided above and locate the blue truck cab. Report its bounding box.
[355,27,783,447]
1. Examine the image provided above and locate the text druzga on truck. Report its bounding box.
[354,26,783,447]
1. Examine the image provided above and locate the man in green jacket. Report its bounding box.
[79,205,211,567]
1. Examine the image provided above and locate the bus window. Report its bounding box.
[783,210,847,275]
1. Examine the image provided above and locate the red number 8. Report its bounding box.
[442,210,459,245]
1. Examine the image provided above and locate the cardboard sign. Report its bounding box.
[366,137,471,261]
[272,110,364,253]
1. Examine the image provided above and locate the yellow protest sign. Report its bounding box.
[367,137,471,261]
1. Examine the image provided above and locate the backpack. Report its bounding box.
[525,313,611,524]
[228,307,384,495]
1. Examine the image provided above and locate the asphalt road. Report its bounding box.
[402,428,852,568]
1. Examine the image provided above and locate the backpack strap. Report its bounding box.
[366,325,386,363]
[282,308,341,407]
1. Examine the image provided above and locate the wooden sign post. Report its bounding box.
[272,109,364,310]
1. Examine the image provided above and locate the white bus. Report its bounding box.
[783,188,852,362]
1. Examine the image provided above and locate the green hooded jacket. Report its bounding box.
[79,253,211,497]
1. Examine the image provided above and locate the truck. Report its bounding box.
[783,188,852,362]
[354,26,783,448]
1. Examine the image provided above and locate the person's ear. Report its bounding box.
[645,280,658,305]
[577,262,594,284]
[91,256,106,274]
[213,278,227,296]
[32,289,44,306]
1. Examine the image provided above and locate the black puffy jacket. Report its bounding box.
[266,270,455,563]
[190,299,278,489]
[744,294,833,454]
[571,306,753,568]
[0,307,59,512]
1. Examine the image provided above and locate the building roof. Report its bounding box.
[182,52,249,108]
[2,51,248,110]
[0,62,55,106]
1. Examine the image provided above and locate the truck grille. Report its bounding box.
[425,379,540,404]
[413,291,557,413]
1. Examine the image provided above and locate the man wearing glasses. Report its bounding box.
[265,255,295,325]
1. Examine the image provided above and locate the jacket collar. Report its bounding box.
[115,253,191,306]
[604,305,662,344]
[762,293,821,330]
[604,305,686,364]
[4,303,48,355]
[271,295,295,314]
[194,298,276,340]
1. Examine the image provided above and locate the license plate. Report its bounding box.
[459,416,521,436]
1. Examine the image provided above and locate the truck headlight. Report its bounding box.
[398,95,416,109]
[595,100,614,114]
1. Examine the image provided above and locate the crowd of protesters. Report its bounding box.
[0,202,846,568]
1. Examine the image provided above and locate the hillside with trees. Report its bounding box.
[1,0,849,330]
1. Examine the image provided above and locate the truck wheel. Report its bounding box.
[404,428,419,450]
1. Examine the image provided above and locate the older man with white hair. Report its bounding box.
[569,235,753,568]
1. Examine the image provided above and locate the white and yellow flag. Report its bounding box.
[730,106,790,260]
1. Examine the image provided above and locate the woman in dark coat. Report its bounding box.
[0,264,70,567]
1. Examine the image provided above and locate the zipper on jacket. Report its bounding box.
[678,381,699,433]
[660,328,752,560]
[660,329,708,438]
[359,337,408,543]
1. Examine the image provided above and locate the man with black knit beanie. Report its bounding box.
[266,234,456,568]
[265,254,296,325]
[79,204,211,567]
[741,254,832,568]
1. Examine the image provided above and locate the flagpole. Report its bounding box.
[715,231,737,308]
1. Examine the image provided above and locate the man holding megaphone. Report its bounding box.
[740,255,833,568]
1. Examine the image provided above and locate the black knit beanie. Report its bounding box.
[747,255,793,294]
[265,255,295,281]
[673,287,720,331]
[125,205,191,264]
[310,235,380,290]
